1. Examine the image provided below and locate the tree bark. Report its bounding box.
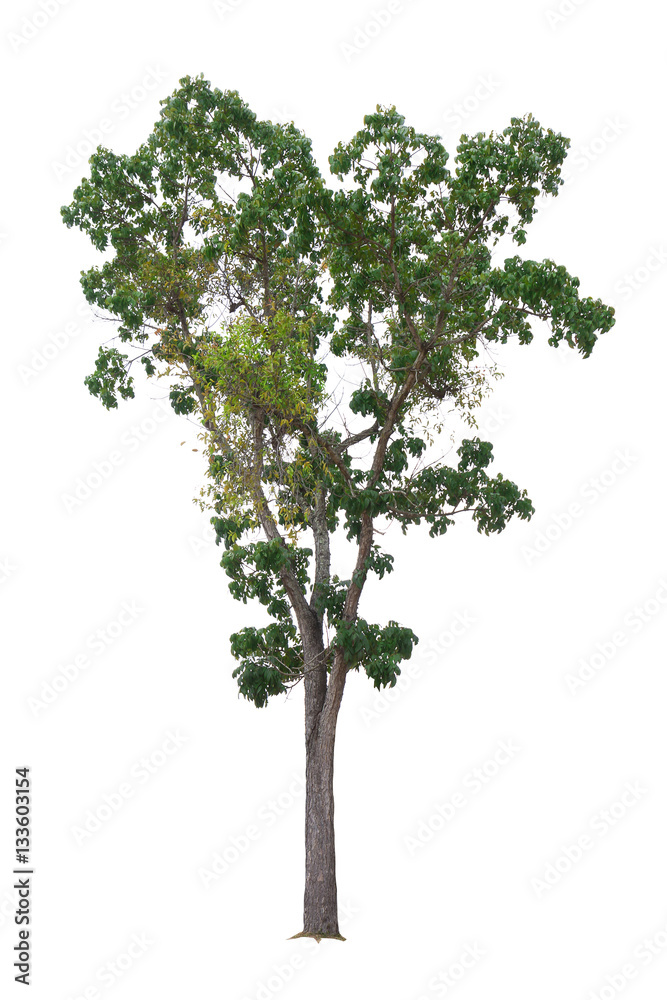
[302,719,341,939]
[291,626,346,941]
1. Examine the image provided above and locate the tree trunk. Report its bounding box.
[291,626,346,941]
[301,721,342,939]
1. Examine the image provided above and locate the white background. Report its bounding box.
[2,1,666,997]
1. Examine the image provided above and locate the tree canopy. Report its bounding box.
[62,74,615,710]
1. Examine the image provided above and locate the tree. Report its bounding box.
[61,74,615,940]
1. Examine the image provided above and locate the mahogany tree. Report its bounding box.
[62,75,614,939]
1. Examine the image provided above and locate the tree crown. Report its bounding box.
[62,74,615,707]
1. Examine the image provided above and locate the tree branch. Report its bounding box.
[338,421,379,451]
[309,486,330,621]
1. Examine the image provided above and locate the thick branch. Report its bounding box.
[309,486,330,621]
[338,421,379,452]
[291,416,357,495]
[172,177,190,254]
[249,407,316,636]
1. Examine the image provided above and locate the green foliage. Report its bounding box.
[62,76,615,708]
[196,309,328,503]
[387,437,535,537]
[84,346,135,409]
[334,618,419,689]
[230,621,303,708]
[486,257,615,358]
[169,385,197,414]
[220,537,311,607]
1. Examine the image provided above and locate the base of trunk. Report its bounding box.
[288,930,346,942]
